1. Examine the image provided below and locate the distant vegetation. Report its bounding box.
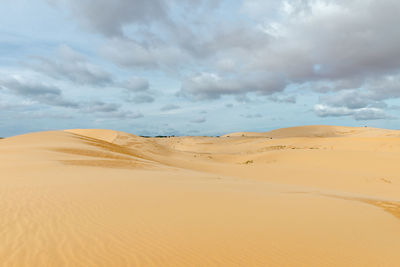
[140,135,176,138]
[140,135,220,138]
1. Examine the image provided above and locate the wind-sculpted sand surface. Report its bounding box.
[1,125,400,266]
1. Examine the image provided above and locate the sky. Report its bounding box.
[1,0,400,137]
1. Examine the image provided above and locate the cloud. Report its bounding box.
[100,38,186,69]
[50,0,400,101]
[313,72,400,120]
[245,0,400,81]
[100,38,159,68]
[103,111,144,119]
[319,91,375,110]
[180,72,286,99]
[0,76,144,119]
[28,45,153,105]
[119,77,154,105]
[5,0,400,134]
[313,104,354,117]
[31,45,113,86]
[353,108,390,121]
[120,77,149,92]
[128,94,155,103]
[160,104,180,111]
[25,45,155,111]
[268,95,297,104]
[57,0,221,69]
[15,110,74,119]
[314,104,391,121]
[56,0,223,37]
[182,0,400,108]
[0,100,36,112]
[0,77,79,108]
[54,0,168,37]
[83,103,144,119]
[244,113,263,119]
[83,101,120,112]
[190,117,206,123]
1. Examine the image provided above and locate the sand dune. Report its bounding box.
[1,125,400,266]
[224,125,400,138]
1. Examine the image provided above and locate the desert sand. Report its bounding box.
[1,125,400,266]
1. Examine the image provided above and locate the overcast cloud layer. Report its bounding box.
[0,0,399,136]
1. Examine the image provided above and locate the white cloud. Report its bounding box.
[314,104,391,120]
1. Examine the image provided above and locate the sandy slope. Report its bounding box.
[1,126,400,266]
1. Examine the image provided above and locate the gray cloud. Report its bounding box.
[0,99,40,114]
[2,79,60,96]
[128,94,155,104]
[80,101,145,118]
[268,95,297,104]
[46,0,400,121]
[320,91,376,110]
[160,104,180,111]
[234,94,253,104]
[120,77,149,92]
[0,77,145,120]
[314,74,400,120]
[0,77,79,108]
[27,45,154,112]
[353,108,390,121]
[56,0,168,37]
[82,102,144,119]
[27,45,153,108]
[31,45,113,86]
[244,0,400,83]
[84,101,120,112]
[53,0,400,82]
[103,111,144,119]
[244,113,263,119]
[180,72,286,99]
[57,0,222,70]
[100,38,158,68]
[184,0,400,109]
[190,117,206,123]
[15,110,74,119]
[100,38,186,69]
[56,0,223,37]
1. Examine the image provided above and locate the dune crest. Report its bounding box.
[65,129,124,143]
[1,126,400,266]
[224,125,400,138]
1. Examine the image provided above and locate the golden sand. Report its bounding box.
[1,125,400,266]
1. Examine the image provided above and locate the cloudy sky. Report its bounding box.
[1,0,400,136]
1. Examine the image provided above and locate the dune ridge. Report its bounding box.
[224,125,400,138]
[1,125,400,266]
